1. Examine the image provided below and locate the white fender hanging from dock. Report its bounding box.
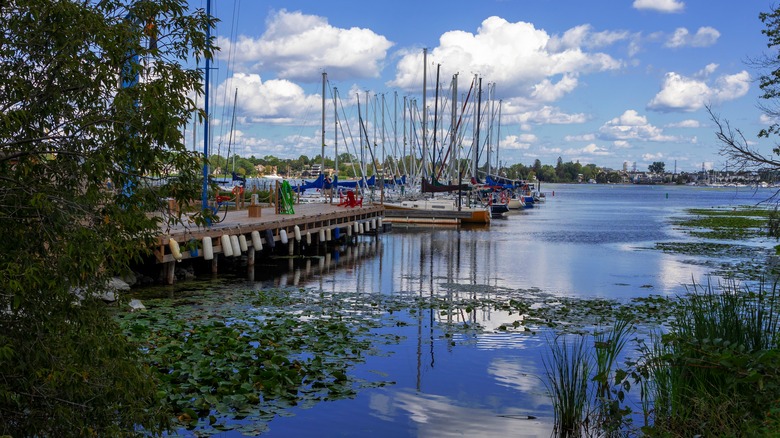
[294,225,301,242]
[280,229,288,244]
[202,236,214,260]
[221,234,233,257]
[306,231,312,245]
[168,237,182,261]
[319,228,326,242]
[230,235,241,256]
[238,234,248,252]
[251,231,262,251]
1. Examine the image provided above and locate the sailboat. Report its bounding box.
[383,49,490,225]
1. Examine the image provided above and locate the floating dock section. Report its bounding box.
[381,208,472,226]
[154,203,384,284]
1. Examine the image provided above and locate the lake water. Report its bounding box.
[157,183,776,437]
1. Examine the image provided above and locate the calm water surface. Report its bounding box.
[168,184,775,437]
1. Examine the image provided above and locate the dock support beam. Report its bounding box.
[247,247,255,266]
[164,261,175,285]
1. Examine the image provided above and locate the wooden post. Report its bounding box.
[165,261,175,285]
[211,256,218,274]
[247,247,255,267]
[246,246,255,281]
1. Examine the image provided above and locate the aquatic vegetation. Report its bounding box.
[116,288,402,435]
[672,207,771,240]
[542,316,636,437]
[655,241,768,258]
[540,281,780,437]
[543,334,592,437]
[116,284,683,435]
[633,280,780,437]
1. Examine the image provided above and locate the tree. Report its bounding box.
[539,164,557,182]
[533,158,543,176]
[648,161,665,174]
[0,1,213,435]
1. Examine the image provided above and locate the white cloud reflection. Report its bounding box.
[370,389,551,437]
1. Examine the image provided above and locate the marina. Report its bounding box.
[129,183,780,437]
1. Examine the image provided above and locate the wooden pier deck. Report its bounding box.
[154,202,385,283]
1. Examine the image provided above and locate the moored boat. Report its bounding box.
[384,197,491,225]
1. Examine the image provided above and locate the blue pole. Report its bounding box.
[201,0,211,212]
[122,14,140,200]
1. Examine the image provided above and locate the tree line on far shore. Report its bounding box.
[215,152,772,185]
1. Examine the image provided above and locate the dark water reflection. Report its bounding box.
[171,184,776,437]
[268,184,775,302]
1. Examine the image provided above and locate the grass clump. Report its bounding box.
[640,280,780,437]
[543,316,635,437]
[544,281,780,437]
[543,334,592,437]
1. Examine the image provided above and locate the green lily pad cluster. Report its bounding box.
[116,288,401,435]
[116,284,684,435]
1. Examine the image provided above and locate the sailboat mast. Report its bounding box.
[450,73,458,181]
[333,87,338,178]
[403,96,408,177]
[201,0,211,210]
[393,91,398,178]
[496,99,502,175]
[421,48,428,179]
[472,76,482,181]
[321,72,326,177]
[381,93,386,173]
[432,63,440,182]
[225,87,237,178]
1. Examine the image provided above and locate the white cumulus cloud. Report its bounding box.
[564,133,596,142]
[613,140,631,148]
[388,16,622,101]
[565,143,611,156]
[501,134,536,150]
[633,0,684,13]
[599,109,676,142]
[667,119,701,128]
[217,9,393,81]
[665,27,720,48]
[216,73,322,123]
[647,69,750,112]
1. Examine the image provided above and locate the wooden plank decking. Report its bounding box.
[155,202,385,265]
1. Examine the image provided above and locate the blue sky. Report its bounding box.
[189,0,776,173]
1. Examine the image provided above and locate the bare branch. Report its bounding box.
[708,104,780,171]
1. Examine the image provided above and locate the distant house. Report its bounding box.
[301,164,323,178]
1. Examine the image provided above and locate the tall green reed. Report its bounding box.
[544,334,592,437]
[592,316,633,436]
[641,279,780,436]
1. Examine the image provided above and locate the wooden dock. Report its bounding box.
[154,202,385,284]
[381,208,470,225]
